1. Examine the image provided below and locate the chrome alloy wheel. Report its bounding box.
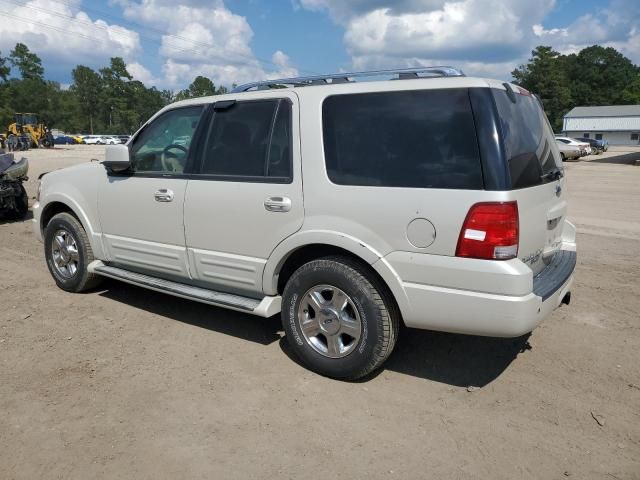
[297,284,362,358]
[51,229,80,279]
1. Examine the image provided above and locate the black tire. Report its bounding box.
[6,184,28,220]
[44,212,102,292]
[560,153,566,162]
[282,256,399,380]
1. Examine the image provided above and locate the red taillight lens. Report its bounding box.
[456,202,519,260]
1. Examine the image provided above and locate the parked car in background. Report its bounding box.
[33,68,576,380]
[575,137,605,154]
[53,135,75,145]
[82,136,102,145]
[71,135,85,144]
[555,140,582,161]
[555,136,591,156]
[116,135,130,144]
[102,137,120,145]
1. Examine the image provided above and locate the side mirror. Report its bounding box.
[103,144,131,172]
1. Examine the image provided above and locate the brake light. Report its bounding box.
[456,202,519,260]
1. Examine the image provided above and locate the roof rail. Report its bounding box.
[232,66,465,93]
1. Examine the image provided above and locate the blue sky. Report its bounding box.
[0,0,638,90]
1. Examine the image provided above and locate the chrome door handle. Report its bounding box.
[154,188,174,202]
[264,196,291,212]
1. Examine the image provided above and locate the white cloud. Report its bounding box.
[299,0,640,80]
[127,61,160,85]
[0,0,298,90]
[118,0,298,88]
[298,0,555,79]
[533,0,640,63]
[0,0,140,67]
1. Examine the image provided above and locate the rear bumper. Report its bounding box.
[387,250,576,338]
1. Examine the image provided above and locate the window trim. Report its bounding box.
[321,88,485,190]
[109,104,208,178]
[192,98,294,184]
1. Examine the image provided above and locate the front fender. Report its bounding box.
[37,193,105,260]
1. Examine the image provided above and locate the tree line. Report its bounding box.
[512,45,640,131]
[1,42,639,135]
[0,43,227,134]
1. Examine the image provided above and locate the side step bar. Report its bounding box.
[87,261,281,317]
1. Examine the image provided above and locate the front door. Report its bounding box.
[98,105,205,280]
[183,94,304,297]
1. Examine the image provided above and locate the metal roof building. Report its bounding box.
[563,105,640,145]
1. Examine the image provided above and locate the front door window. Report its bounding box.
[130,106,203,174]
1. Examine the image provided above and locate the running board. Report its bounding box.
[87,260,281,317]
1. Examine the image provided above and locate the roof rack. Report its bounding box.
[232,66,465,93]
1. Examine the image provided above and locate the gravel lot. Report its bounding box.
[1,145,639,479]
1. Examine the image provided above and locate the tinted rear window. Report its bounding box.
[493,90,560,189]
[322,89,483,189]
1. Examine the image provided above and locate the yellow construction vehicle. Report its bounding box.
[4,113,54,149]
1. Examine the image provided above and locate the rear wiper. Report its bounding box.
[541,168,564,182]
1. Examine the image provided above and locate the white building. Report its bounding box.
[563,105,640,146]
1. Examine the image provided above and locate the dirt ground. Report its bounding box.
[1,145,639,479]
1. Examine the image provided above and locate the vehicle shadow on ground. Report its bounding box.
[381,329,531,387]
[587,151,640,165]
[279,327,531,386]
[98,280,531,386]
[97,279,282,346]
[0,210,34,225]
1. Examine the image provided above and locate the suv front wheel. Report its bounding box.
[282,256,399,380]
[44,212,102,292]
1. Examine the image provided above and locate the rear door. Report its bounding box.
[183,93,303,297]
[493,87,566,274]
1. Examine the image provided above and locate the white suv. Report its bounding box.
[33,67,576,380]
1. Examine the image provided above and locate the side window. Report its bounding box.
[492,89,561,189]
[200,99,292,180]
[130,106,203,174]
[322,89,483,189]
[631,133,639,141]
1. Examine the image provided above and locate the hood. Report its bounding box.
[44,159,104,179]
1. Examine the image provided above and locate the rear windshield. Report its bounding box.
[492,89,561,189]
[322,89,483,189]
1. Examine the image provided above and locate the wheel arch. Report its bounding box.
[39,197,104,258]
[264,233,411,324]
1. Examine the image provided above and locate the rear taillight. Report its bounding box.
[456,202,519,260]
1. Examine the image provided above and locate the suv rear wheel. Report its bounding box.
[282,256,399,380]
[44,212,102,292]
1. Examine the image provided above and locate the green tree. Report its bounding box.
[130,81,166,127]
[71,65,102,133]
[512,46,572,131]
[9,43,44,80]
[565,46,639,106]
[0,50,10,82]
[621,74,640,104]
[160,89,176,105]
[99,57,133,133]
[175,75,221,100]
